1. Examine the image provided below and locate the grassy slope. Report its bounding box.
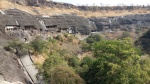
[1,0,150,18]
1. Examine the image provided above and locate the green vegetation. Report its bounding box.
[4,37,48,55]
[118,31,131,39]
[55,35,64,42]
[4,33,150,84]
[44,66,85,84]
[30,37,47,54]
[41,52,85,84]
[135,30,150,54]
[86,34,102,44]
[4,40,28,56]
[82,34,102,51]
[84,38,148,84]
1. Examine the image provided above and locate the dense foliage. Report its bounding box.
[30,37,47,54]
[84,38,148,84]
[41,52,85,84]
[4,34,150,84]
[4,40,28,56]
[86,34,102,44]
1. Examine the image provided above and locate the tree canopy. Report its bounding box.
[41,52,85,84]
[5,34,150,84]
[84,38,149,84]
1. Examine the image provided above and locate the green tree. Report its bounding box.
[45,66,85,84]
[41,52,85,84]
[140,56,150,83]
[84,38,148,84]
[68,56,80,68]
[30,37,47,54]
[80,56,94,68]
[4,40,27,55]
[77,56,95,78]
[82,34,102,51]
[86,34,102,44]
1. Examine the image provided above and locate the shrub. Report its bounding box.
[86,34,101,44]
[68,56,80,68]
[48,37,56,43]
[118,31,130,39]
[30,38,46,54]
[19,48,29,56]
[64,33,69,38]
[4,40,24,55]
[55,35,63,42]
[67,35,75,42]
[80,56,94,67]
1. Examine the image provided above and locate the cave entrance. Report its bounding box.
[68,26,77,34]
[24,25,36,31]
[5,25,20,32]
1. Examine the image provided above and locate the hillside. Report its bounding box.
[1,0,150,83]
[1,0,150,18]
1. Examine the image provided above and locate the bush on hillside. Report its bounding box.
[86,34,102,44]
[30,37,47,54]
[4,40,26,55]
[55,35,63,42]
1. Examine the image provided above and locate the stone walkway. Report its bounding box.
[20,55,38,84]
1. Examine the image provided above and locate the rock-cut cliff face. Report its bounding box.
[0,8,97,83]
[0,47,31,83]
[0,31,31,84]
[0,9,96,36]
[11,0,48,6]
[89,14,150,32]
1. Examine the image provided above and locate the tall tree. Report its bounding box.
[84,38,149,84]
[41,52,85,84]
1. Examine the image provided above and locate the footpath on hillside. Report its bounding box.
[19,55,38,84]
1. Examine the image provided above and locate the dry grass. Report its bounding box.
[31,54,47,64]
[1,0,150,18]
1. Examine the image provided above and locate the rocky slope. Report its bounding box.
[89,14,150,32]
[0,47,30,83]
[0,81,23,84]
[1,0,150,83]
[1,0,150,18]
[0,31,31,84]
